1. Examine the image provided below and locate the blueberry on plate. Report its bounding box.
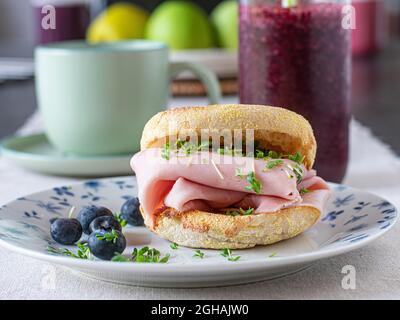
[77,205,113,234]
[50,218,82,245]
[89,215,122,234]
[49,217,58,225]
[88,230,126,260]
[120,197,144,226]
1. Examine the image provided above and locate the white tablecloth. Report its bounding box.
[1,98,400,300]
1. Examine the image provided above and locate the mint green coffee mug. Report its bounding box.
[35,40,221,156]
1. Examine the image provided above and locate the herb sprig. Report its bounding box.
[226,207,254,216]
[255,150,281,159]
[47,242,91,260]
[265,159,284,170]
[96,229,119,244]
[114,213,128,227]
[161,142,171,160]
[112,247,171,263]
[111,254,131,262]
[193,250,205,259]
[245,171,262,194]
[170,242,179,250]
[131,247,170,263]
[236,169,262,194]
[161,139,211,160]
[300,188,311,195]
[288,152,305,164]
[220,248,241,262]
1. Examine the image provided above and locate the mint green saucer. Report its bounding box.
[0,134,133,177]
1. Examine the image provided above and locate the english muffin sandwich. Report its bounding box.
[131,104,330,249]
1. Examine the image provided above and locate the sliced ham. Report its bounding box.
[301,190,332,213]
[164,178,246,211]
[131,148,330,227]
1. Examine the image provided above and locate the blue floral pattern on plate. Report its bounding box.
[0,177,397,277]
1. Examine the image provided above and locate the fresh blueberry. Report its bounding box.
[49,217,58,224]
[77,206,113,234]
[89,215,122,234]
[88,230,126,260]
[50,218,82,245]
[120,197,144,226]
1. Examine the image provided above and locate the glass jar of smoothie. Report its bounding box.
[239,0,351,183]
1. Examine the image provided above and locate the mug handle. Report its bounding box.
[169,62,222,104]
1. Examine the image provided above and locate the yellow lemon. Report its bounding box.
[87,3,149,43]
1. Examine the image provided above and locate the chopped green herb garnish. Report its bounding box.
[235,169,263,194]
[77,242,92,259]
[255,149,265,159]
[240,207,254,216]
[47,245,77,258]
[170,242,179,250]
[193,250,205,259]
[217,147,233,156]
[162,139,211,159]
[111,254,131,262]
[227,210,240,216]
[181,143,197,155]
[114,213,128,227]
[96,229,119,244]
[268,252,277,258]
[235,168,244,178]
[111,247,170,263]
[161,142,171,160]
[218,146,243,156]
[177,139,211,155]
[226,207,254,216]
[220,248,241,262]
[245,171,262,194]
[198,141,211,151]
[266,159,284,170]
[288,152,305,164]
[267,150,280,159]
[47,242,91,260]
[131,247,170,263]
[300,188,311,195]
[175,139,186,149]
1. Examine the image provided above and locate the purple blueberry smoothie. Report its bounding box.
[239,2,351,182]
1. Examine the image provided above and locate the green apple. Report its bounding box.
[145,1,215,50]
[211,0,238,50]
[87,3,149,43]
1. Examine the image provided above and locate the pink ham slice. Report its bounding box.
[164,178,246,212]
[131,148,330,227]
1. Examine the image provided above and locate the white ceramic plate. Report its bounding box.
[0,134,132,177]
[0,177,397,288]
